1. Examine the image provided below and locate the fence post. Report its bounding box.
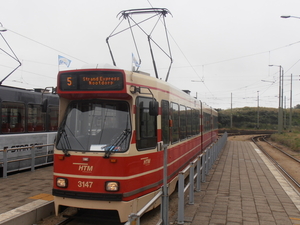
[215,143,218,162]
[127,213,138,225]
[189,162,194,205]
[212,145,215,165]
[205,148,209,175]
[31,146,35,171]
[177,172,185,224]
[217,143,219,160]
[162,145,169,225]
[210,145,214,169]
[3,147,8,178]
[196,156,201,192]
[208,147,211,171]
[201,151,206,182]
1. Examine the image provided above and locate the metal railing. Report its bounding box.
[125,143,169,225]
[0,143,54,178]
[126,132,228,225]
[177,132,227,224]
[0,133,227,223]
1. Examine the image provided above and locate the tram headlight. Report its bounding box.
[56,178,68,188]
[105,181,119,192]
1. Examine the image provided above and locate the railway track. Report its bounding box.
[262,137,300,164]
[53,209,124,225]
[252,135,300,192]
[55,217,73,225]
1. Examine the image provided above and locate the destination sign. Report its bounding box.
[59,71,124,91]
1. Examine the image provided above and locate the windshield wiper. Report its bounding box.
[103,129,131,158]
[57,128,71,156]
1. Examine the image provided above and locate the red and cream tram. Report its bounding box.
[52,65,218,222]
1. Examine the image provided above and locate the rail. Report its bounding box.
[0,143,54,178]
[126,132,228,225]
[252,136,300,189]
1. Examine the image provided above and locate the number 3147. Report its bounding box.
[78,181,93,188]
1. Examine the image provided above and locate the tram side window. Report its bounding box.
[203,112,211,132]
[196,110,200,134]
[179,105,186,140]
[186,107,192,137]
[136,97,157,150]
[171,102,179,143]
[28,104,45,132]
[2,102,25,133]
[192,109,200,135]
[213,115,218,129]
[161,100,169,145]
[48,106,59,131]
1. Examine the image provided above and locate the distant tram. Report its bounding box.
[0,85,59,174]
[52,65,218,222]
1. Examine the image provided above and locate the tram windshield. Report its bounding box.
[56,100,131,153]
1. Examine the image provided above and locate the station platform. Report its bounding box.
[0,140,299,225]
[176,140,300,225]
[0,166,54,225]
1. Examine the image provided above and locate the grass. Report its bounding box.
[270,132,300,152]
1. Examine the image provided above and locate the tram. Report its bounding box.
[52,65,218,222]
[0,85,59,174]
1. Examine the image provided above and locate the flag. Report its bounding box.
[132,53,140,68]
[58,55,71,67]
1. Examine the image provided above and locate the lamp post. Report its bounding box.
[289,74,293,132]
[191,80,203,99]
[269,65,284,133]
[281,15,300,19]
[257,91,259,129]
[230,93,233,129]
[280,15,298,132]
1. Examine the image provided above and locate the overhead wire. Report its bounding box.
[146,0,214,97]
[179,38,300,105]
[0,63,56,79]
[145,1,300,103]
[8,29,88,64]
[0,28,90,86]
[147,1,300,108]
[201,40,300,67]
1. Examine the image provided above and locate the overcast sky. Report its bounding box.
[1,0,300,109]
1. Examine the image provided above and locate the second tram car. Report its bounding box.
[0,85,59,174]
[53,65,218,222]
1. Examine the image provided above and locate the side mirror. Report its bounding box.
[149,100,158,116]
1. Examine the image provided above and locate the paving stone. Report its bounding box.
[172,141,300,224]
[1,141,299,224]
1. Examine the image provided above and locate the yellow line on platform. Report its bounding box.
[29,193,54,201]
[290,217,300,221]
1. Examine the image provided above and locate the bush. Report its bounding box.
[270,132,300,152]
[218,107,300,131]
